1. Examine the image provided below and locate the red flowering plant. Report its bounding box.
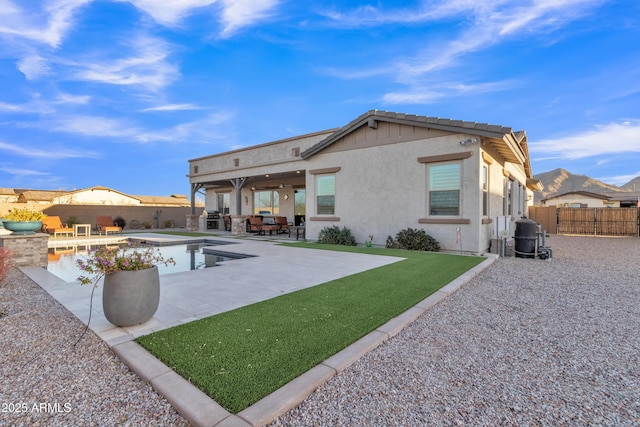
[76,242,175,286]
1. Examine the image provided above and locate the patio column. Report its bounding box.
[230,178,247,215]
[190,183,204,215]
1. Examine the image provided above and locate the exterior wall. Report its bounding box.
[542,194,616,208]
[303,132,490,253]
[43,205,193,230]
[189,131,333,186]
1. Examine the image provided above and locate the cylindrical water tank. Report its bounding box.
[514,217,537,258]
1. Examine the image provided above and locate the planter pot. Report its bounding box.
[102,266,160,327]
[2,221,42,235]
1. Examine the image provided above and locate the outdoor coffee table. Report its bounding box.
[289,226,305,240]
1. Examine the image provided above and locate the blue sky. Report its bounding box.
[1,0,639,197]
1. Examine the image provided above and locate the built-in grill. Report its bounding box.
[207,211,220,230]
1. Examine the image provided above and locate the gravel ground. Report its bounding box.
[1,235,639,426]
[272,235,640,426]
[0,267,189,427]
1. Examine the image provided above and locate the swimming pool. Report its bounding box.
[46,241,254,283]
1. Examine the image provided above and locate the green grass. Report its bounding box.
[135,244,483,413]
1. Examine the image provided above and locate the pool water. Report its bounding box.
[47,242,253,283]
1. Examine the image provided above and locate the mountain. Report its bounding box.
[533,168,628,204]
[621,176,640,192]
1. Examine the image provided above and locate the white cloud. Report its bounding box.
[123,0,280,37]
[0,166,50,177]
[323,0,605,92]
[382,80,517,104]
[597,171,640,187]
[70,34,179,90]
[17,54,50,79]
[0,0,91,48]
[54,93,90,104]
[0,140,99,158]
[46,115,141,138]
[219,0,280,38]
[121,0,217,27]
[136,111,235,143]
[529,120,640,160]
[141,103,201,112]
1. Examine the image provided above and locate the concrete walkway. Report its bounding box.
[22,233,495,426]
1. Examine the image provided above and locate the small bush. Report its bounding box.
[113,216,126,228]
[65,215,79,226]
[386,228,440,252]
[318,226,356,246]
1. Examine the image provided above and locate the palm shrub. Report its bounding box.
[113,216,126,229]
[386,227,440,252]
[318,226,356,246]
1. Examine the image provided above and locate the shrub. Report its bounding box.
[318,226,356,246]
[3,208,45,221]
[113,216,126,229]
[65,215,79,226]
[386,228,440,252]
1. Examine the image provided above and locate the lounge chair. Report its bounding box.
[42,216,74,238]
[96,216,122,235]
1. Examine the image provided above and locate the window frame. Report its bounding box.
[427,161,461,217]
[482,164,489,217]
[315,174,336,216]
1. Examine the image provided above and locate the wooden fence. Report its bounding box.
[529,206,639,236]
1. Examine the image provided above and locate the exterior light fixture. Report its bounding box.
[459,138,479,145]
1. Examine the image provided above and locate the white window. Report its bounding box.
[316,175,335,215]
[428,162,460,216]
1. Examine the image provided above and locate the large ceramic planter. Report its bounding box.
[2,221,42,235]
[102,266,160,327]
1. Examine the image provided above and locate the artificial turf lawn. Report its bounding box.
[135,244,483,413]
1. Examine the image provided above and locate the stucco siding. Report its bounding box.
[304,133,488,252]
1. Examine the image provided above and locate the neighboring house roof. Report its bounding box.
[16,189,70,202]
[135,194,191,206]
[6,186,195,206]
[542,191,619,203]
[301,109,534,178]
[603,191,640,202]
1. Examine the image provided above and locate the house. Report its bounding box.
[541,191,618,208]
[541,191,640,208]
[188,110,542,254]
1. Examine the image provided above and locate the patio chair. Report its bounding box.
[274,216,292,234]
[42,216,74,238]
[246,216,279,236]
[223,215,232,231]
[96,216,122,235]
